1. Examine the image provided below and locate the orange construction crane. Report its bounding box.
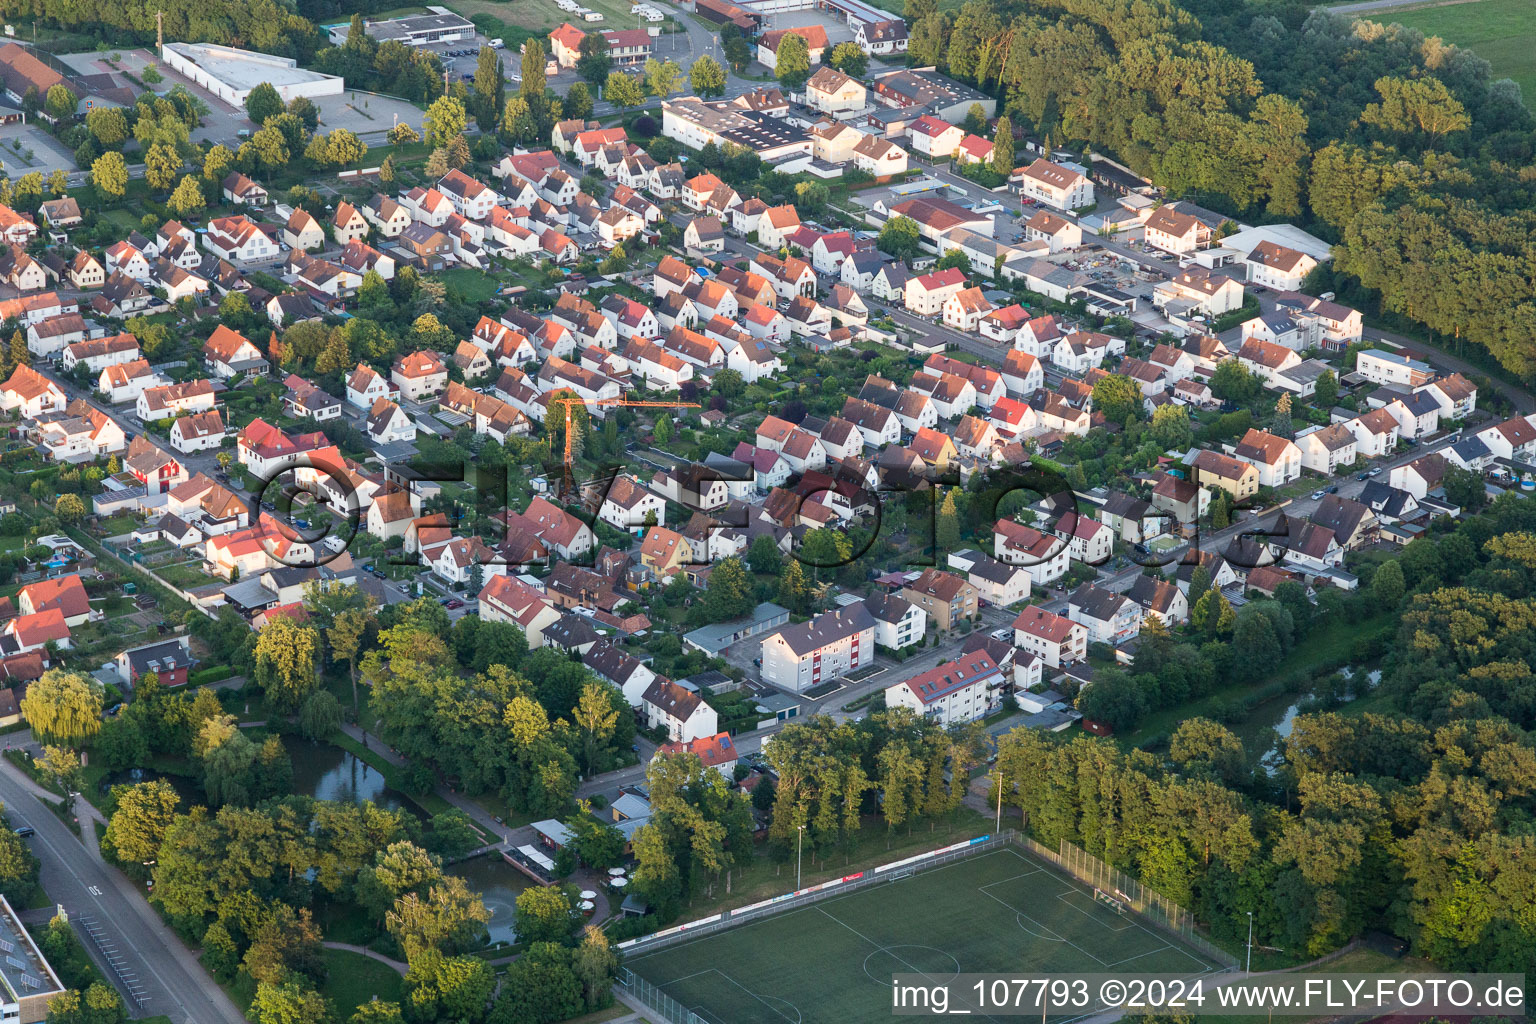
[551,394,700,497]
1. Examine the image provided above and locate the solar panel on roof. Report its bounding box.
[0,939,14,953]
[19,974,38,989]
[4,955,23,970]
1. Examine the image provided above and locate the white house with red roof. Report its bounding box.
[907,115,965,158]
[0,365,64,418]
[203,215,276,262]
[5,608,69,652]
[392,351,448,402]
[479,575,562,646]
[1011,605,1086,667]
[886,649,1003,726]
[1017,158,1093,211]
[994,518,1069,584]
[346,363,396,410]
[943,286,994,332]
[203,325,265,378]
[904,267,967,316]
[952,134,993,166]
[436,169,498,220]
[18,574,92,627]
[654,733,737,778]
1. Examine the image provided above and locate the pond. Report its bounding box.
[282,737,421,816]
[1238,667,1382,775]
[451,853,530,947]
[97,767,201,807]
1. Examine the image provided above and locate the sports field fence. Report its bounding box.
[614,829,1236,1023]
[1016,834,1238,969]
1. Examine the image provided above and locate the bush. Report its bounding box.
[188,664,233,686]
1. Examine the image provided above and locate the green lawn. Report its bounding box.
[321,948,404,1018]
[1357,0,1536,100]
[436,266,504,303]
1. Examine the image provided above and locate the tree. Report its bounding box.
[990,115,1015,178]
[1209,360,1262,403]
[521,38,551,133]
[690,56,727,98]
[424,148,449,178]
[1169,718,1247,786]
[386,122,420,145]
[604,72,644,110]
[748,534,783,575]
[571,682,620,775]
[643,58,684,99]
[167,175,206,216]
[1443,466,1487,512]
[244,82,285,126]
[935,489,961,554]
[86,107,128,146]
[143,143,180,191]
[774,34,811,90]
[253,616,322,713]
[386,876,491,960]
[877,215,921,262]
[1075,669,1146,734]
[573,928,618,1010]
[247,979,331,1024]
[104,780,180,865]
[1092,374,1142,424]
[777,559,810,612]
[827,41,867,77]
[1150,404,1193,449]
[299,690,342,740]
[329,607,370,713]
[1270,391,1293,438]
[513,885,577,945]
[934,250,971,275]
[1314,369,1338,409]
[422,95,466,150]
[719,24,753,72]
[1360,75,1469,146]
[44,84,75,122]
[53,494,86,525]
[1371,560,1405,608]
[444,134,471,170]
[577,33,612,85]
[20,670,101,746]
[653,413,672,446]
[702,557,754,622]
[564,81,594,121]
[90,152,128,198]
[203,144,234,184]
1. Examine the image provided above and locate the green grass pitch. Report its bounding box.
[625,847,1227,1024]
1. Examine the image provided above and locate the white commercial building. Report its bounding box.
[161,42,344,105]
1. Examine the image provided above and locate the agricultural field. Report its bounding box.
[1355,0,1536,100]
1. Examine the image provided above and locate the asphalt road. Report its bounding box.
[0,762,243,1024]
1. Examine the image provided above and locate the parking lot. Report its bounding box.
[0,124,77,175]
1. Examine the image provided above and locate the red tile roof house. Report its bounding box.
[203,324,267,378]
[18,575,93,628]
[904,267,967,316]
[6,607,70,652]
[391,350,449,402]
[654,732,737,777]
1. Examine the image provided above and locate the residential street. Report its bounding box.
[0,758,244,1024]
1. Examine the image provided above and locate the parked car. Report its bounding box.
[1310,489,1326,500]
[12,826,32,838]
[990,628,1012,642]
[445,599,464,610]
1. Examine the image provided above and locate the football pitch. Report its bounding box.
[625,847,1228,1024]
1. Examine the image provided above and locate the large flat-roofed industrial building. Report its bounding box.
[327,8,476,47]
[160,42,344,106]
[0,895,65,1023]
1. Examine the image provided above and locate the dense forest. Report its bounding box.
[994,493,1536,971]
[905,0,1536,380]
